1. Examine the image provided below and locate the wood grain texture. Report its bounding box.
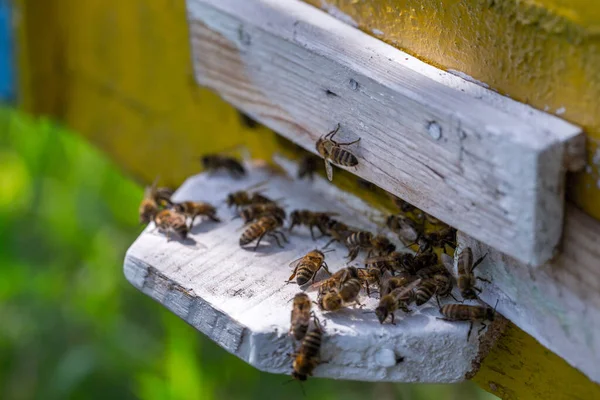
[459,205,600,384]
[186,0,583,267]
[124,161,503,382]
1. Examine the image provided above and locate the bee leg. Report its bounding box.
[322,238,336,249]
[435,295,441,309]
[278,231,290,243]
[325,123,341,139]
[309,226,316,240]
[253,233,268,251]
[390,313,396,325]
[208,213,221,222]
[474,286,483,293]
[471,254,488,271]
[321,262,332,275]
[286,267,299,283]
[268,233,284,248]
[336,137,361,146]
[476,277,491,284]
[365,282,371,296]
[467,322,474,341]
[450,293,461,303]
[189,215,197,228]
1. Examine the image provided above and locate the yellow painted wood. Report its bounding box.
[473,324,600,400]
[303,0,600,220]
[15,0,600,397]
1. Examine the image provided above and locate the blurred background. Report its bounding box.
[0,108,497,400]
[0,0,497,397]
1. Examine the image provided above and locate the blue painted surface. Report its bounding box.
[0,0,14,101]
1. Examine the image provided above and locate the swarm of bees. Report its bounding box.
[138,129,498,384]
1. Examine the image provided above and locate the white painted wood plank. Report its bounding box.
[458,205,600,384]
[124,161,503,382]
[185,0,584,267]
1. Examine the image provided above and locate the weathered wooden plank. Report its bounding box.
[458,205,600,384]
[186,0,583,267]
[124,160,504,382]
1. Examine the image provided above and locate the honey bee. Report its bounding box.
[290,293,312,341]
[287,249,332,286]
[154,209,189,240]
[346,232,395,261]
[310,266,358,292]
[364,251,410,273]
[414,278,438,306]
[139,178,173,224]
[375,279,421,324]
[201,154,246,178]
[289,210,338,240]
[386,214,422,245]
[238,203,286,223]
[239,214,287,250]
[417,227,457,254]
[356,267,383,296]
[406,252,439,275]
[414,210,447,228]
[291,315,324,381]
[322,219,355,248]
[336,275,363,306]
[316,287,343,312]
[172,201,220,227]
[457,247,489,300]
[380,271,417,296]
[315,123,360,181]
[438,301,498,340]
[297,154,320,180]
[226,189,275,210]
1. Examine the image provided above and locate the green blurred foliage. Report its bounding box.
[0,108,497,400]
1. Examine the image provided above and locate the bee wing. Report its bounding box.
[288,256,306,269]
[440,253,455,275]
[324,159,333,181]
[390,278,422,298]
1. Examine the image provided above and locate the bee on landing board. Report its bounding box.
[291,315,324,381]
[456,247,490,300]
[287,249,332,286]
[226,188,276,210]
[315,123,360,181]
[239,214,287,250]
[364,251,410,274]
[200,154,246,178]
[290,293,312,341]
[153,209,189,240]
[289,210,338,240]
[345,231,396,262]
[172,201,220,227]
[417,227,457,254]
[316,287,343,312]
[374,279,421,324]
[139,177,174,224]
[237,203,286,224]
[386,214,422,245]
[438,301,498,340]
[322,219,355,248]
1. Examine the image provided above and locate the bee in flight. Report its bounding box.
[201,154,246,178]
[171,201,220,227]
[290,293,312,341]
[291,315,324,381]
[315,123,360,181]
[153,209,189,240]
[456,247,489,300]
[438,300,498,340]
[287,249,332,286]
[239,214,287,250]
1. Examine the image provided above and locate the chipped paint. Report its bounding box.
[372,28,384,36]
[556,107,566,115]
[447,70,490,89]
